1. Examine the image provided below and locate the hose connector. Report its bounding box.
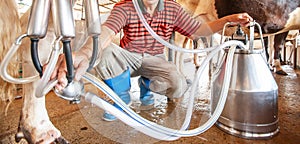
[54,80,84,104]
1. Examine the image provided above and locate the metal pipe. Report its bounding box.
[27,0,51,38]
[84,0,101,71]
[0,34,39,84]
[52,0,75,84]
[84,0,101,36]
[249,21,255,53]
[52,0,75,38]
[27,0,51,75]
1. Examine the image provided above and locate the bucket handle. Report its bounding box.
[220,21,265,53]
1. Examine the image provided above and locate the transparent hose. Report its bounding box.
[0,34,62,94]
[80,0,245,139]
[0,34,39,84]
[132,0,215,53]
[82,41,244,140]
[35,36,62,97]
[0,0,246,140]
[83,92,179,140]
[181,41,241,130]
[129,0,246,138]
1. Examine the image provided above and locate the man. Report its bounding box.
[51,0,253,121]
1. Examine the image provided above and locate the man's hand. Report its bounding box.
[226,13,253,27]
[50,52,89,91]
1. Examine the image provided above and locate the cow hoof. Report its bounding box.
[19,119,62,144]
[276,70,288,75]
[55,136,70,144]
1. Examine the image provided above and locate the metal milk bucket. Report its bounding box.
[211,22,279,139]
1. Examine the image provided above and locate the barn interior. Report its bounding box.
[1,0,300,144]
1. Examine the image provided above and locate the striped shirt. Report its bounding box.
[103,0,201,55]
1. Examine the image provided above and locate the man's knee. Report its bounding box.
[101,45,119,59]
[167,71,187,99]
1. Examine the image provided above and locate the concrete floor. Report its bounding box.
[0,63,300,144]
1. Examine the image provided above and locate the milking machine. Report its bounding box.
[53,0,101,103]
[0,0,51,84]
[27,0,51,77]
[0,0,277,141]
[34,0,78,99]
[0,0,100,101]
[211,22,279,139]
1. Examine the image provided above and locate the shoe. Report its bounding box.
[140,91,154,111]
[140,95,154,106]
[140,93,155,111]
[139,77,154,110]
[102,68,131,122]
[102,112,117,121]
[139,77,155,107]
[140,97,155,111]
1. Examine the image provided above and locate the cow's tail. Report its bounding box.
[0,0,22,111]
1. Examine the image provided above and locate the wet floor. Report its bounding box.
[0,62,300,144]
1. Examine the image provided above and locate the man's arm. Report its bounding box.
[190,13,253,39]
[77,25,116,59]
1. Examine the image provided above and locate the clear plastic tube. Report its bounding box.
[0,34,62,94]
[181,41,239,130]
[82,41,244,140]
[132,0,215,54]
[83,92,180,140]
[0,0,247,140]
[35,36,62,97]
[1,38,242,140]
[0,34,39,84]
[79,0,247,139]
[129,0,247,138]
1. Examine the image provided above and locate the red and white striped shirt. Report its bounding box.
[103,0,201,55]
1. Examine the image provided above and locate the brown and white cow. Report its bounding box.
[0,0,89,143]
[14,5,67,144]
[0,1,59,143]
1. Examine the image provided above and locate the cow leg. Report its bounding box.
[15,80,66,144]
[174,33,189,74]
[194,37,210,68]
[273,32,289,75]
[15,26,68,143]
[193,39,200,68]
